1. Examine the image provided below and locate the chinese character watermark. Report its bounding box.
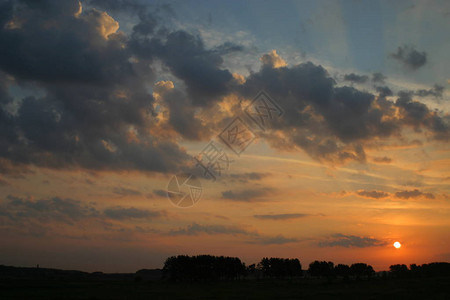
[194,141,233,181]
[244,90,284,131]
[218,117,256,156]
[166,90,283,208]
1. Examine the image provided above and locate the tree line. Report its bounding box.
[389,262,450,278]
[163,255,450,282]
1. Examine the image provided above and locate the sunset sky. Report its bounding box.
[0,0,449,273]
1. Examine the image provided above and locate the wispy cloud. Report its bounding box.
[228,172,271,183]
[356,190,389,199]
[221,188,274,202]
[254,213,311,220]
[112,187,142,197]
[167,222,298,245]
[104,207,164,220]
[248,234,299,245]
[395,189,435,199]
[319,233,387,248]
[1,195,99,224]
[168,222,252,236]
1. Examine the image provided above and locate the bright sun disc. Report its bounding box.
[394,241,401,249]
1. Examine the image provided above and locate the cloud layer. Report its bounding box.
[0,0,448,177]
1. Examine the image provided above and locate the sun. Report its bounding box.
[393,241,401,249]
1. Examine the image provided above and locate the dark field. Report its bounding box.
[1,277,449,300]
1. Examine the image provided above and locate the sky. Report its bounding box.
[0,0,449,273]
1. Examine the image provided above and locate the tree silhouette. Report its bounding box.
[389,264,408,278]
[334,264,351,280]
[350,263,375,279]
[308,261,334,279]
[258,257,302,279]
[163,255,246,281]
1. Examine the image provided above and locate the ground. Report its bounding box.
[1,277,449,299]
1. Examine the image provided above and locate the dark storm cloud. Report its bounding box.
[162,87,212,140]
[212,42,245,55]
[0,1,126,83]
[343,73,369,84]
[319,233,387,248]
[129,28,239,106]
[356,190,389,199]
[375,86,393,97]
[372,72,386,84]
[391,45,427,70]
[253,213,310,220]
[395,92,449,140]
[415,84,444,98]
[238,62,412,162]
[0,0,190,173]
[0,0,448,173]
[103,206,163,220]
[395,189,435,199]
[89,0,144,12]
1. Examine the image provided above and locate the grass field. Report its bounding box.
[1,277,449,299]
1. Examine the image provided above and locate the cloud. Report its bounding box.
[356,190,389,199]
[103,206,163,220]
[248,234,298,245]
[395,189,435,199]
[372,72,386,84]
[229,172,271,182]
[236,58,449,163]
[130,28,239,106]
[0,195,99,224]
[168,222,298,245]
[0,177,9,186]
[0,195,166,227]
[0,0,448,174]
[168,222,250,236]
[254,213,311,220]
[153,189,167,198]
[343,73,369,84]
[112,187,142,196]
[221,188,274,202]
[415,84,444,98]
[391,45,427,70]
[0,0,190,173]
[374,86,393,97]
[372,156,392,163]
[395,92,449,140]
[239,62,401,162]
[260,50,287,68]
[319,233,387,248]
